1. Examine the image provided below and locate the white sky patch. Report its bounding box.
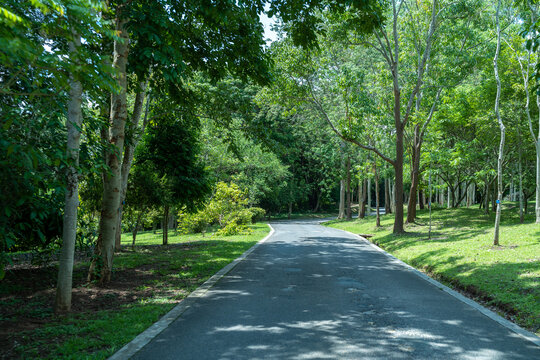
[259,11,278,45]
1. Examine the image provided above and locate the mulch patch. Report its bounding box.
[0,247,194,360]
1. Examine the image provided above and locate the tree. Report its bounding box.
[135,110,209,245]
[90,0,273,282]
[493,0,504,246]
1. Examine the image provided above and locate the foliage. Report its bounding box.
[135,112,210,211]
[0,0,114,276]
[178,182,266,236]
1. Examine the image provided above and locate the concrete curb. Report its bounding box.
[108,224,276,360]
[335,227,540,348]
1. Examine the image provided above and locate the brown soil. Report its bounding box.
[0,250,181,359]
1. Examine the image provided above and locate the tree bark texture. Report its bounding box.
[375,163,381,227]
[163,205,169,245]
[393,115,405,233]
[338,180,345,219]
[407,126,421,223]
[115,83,149,250]
[89,16,129,283]
[493,0,504,246]
[56,34,82,313]
[346,156,352,220]
[367,177,372,215]
[360,179,367,218]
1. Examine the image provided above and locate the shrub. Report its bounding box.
[178,211,209,234]
[248,207,266,223]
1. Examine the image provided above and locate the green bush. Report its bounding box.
[178,182,267,236]
[178,211,209,234]
[248,207,266,223]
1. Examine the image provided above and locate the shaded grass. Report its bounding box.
[1,223,270,359]
[324,204,540,336]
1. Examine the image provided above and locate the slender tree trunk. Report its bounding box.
[89,16,129,283]
[313,189,321,212]
[375,163,381,227]
[385,178,391,214]
[407,125,421,223]
[132,212,142,248]
[360,179,367,218]
[338,180,345,219]
[367,177,372,215]
[115,84,150,250]
[493,0,504,246]
[391,181,396,214]
[358,178,363,218]
[288,187,293,220]
[519,140,524,223]
[536,141,540,223]
[419,189,425,210]
[484,178,490,214]
[163,205,169,245]
[55,33,82,313]
[346,156,352,220]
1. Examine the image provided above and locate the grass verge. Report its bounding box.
[1,223,270,359]
[324,204,540,336]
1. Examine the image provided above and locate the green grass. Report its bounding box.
[324,203,540,336]
[4,223,270,359]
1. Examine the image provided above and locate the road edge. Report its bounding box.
[333,226,540,348]
[108,223,276,360]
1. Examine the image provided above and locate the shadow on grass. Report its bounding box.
[0,238,261,359]
[404,247,540,333]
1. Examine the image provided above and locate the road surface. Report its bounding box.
[131,219,540,359]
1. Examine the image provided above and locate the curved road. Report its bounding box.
[131,220,540,359]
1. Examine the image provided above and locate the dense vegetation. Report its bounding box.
[1,0,539,350]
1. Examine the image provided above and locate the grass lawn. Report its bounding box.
[1,223,270,359]
[324,203,540,336]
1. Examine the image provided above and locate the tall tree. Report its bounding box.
[493,0,504,246]
[90,0,273,282]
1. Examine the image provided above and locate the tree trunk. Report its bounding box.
[375,163,381,227]
[163,205,169,245]
[132,212,142,248]
[55,33,82,313]
[484,179,490,214]
[419,189,425,210]
[313,189,321,212]
[288,187,293,220]
[519,134,524,223]
[88,16,129,283]
[393,119,405,233]
[115,83,150,250]
[358,178,364,218]
[493,0,504,246]
[338,180,345,219]
[536,141,540,223]
[360,179,367,218]
[346,156,352,220]
[367,177,372,215]
[407,125,421,223]
[383,178,388,214]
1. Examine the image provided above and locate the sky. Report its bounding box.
[259,11,278,44]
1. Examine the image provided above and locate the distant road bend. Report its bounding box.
[131,219,540,360]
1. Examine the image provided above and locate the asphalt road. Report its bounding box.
[131,220,540,359]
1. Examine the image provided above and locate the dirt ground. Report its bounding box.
[0,254,168,359]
